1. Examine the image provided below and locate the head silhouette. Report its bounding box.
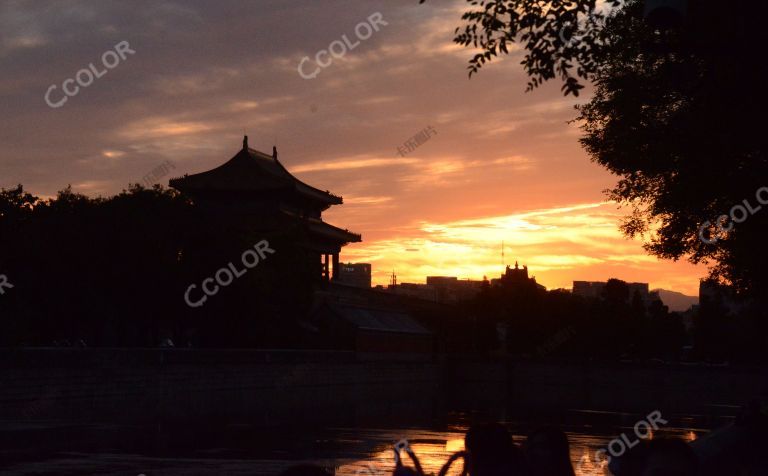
[464,423,522,476]
[610,439,698,476]
[524,426,575,476]
[640,439,698,476]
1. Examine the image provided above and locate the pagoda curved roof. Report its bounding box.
[169,143,342,205]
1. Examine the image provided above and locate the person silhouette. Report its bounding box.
[639,439,698,476]
[458,423,527,476]
[609,438,698,476]
[523,426,575,476]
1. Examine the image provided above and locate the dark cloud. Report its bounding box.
[0,0,704,291]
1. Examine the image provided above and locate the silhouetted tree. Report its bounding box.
[432,0,768,297]
[602,278,630,306]
[0,184,315,348]
[420,0,623,95]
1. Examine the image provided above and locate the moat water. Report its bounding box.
[0,407,728,475]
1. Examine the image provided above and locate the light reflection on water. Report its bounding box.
[0,411,715,475]
[327,424,704,476]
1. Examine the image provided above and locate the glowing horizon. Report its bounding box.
[0,0,706,297]
[333,201,704,296]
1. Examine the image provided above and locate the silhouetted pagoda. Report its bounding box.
[169,136,361,280]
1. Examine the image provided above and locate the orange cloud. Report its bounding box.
[340,202,705,295]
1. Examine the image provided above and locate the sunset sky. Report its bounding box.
[0,0,705,295]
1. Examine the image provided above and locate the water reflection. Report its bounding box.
[336,432,468,476]
[0,411,717,475]
[330,422,706,476]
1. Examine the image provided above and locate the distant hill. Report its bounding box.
[654,289,698,312]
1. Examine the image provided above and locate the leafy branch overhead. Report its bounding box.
[427,0,768,296]
[420,0,624,96]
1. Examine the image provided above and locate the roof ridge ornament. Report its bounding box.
[243,135,248,150]
[273,146,278,161]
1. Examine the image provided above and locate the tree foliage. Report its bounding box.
[0,184,315,347]
[421,0,624,95]
[577,0,768,295]
[454,276,689,361]
[435,0,768,296]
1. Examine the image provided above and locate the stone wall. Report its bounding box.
[1,350,766,425]
[0,349,440,424]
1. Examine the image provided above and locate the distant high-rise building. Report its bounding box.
[426,276,459,287]
[573,280,654,305]
[572,281,605,299]
[337,262,371,288]
[387,276,484,303]
[386,263,545,304]
[699,279,746,315]
[427,276,484,302]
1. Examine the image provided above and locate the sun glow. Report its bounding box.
[340,202,704,294]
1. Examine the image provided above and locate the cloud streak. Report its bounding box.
[342,202,704,295]
[0,0,705,294]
